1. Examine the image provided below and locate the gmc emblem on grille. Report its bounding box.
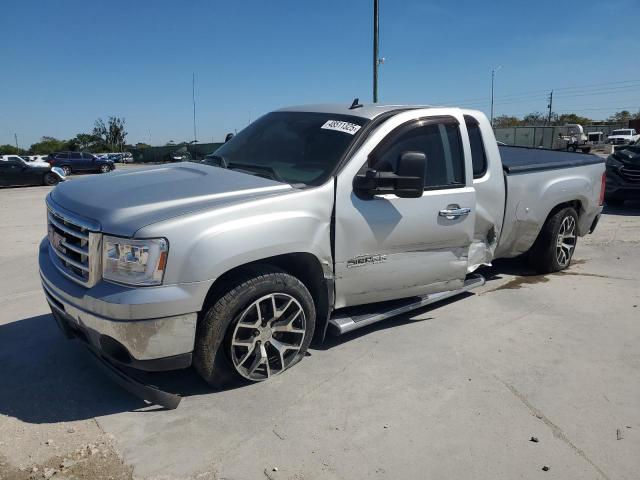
[51,230,66,253]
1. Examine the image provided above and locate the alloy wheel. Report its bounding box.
[556,215,576,268]
[100,164,111,173]
[230,293,306,381]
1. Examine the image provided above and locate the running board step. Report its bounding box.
[328,274,485,335]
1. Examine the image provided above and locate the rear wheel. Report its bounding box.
[61,165,72,176]
[43,172,59,186]
[193,268,315,388]
[99,164,111,173]
[528,207,578,273]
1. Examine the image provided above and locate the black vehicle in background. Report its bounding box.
[0,157,64,187]
[47,151,115,176]
[605,142,640,206]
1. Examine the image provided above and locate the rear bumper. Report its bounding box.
[39,238,213,371]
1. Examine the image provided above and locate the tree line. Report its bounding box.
[493,109,640,128]
[1,117,128,155]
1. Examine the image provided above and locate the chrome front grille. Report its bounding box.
[620,166,640,183]
[47,203,101,287]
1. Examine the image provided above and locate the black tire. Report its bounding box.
[568,145,576,152]
[61,165,72,176]
[606,197,625,206]
[43,172,59,186]
[528,207,578,273]
[193,267,316,388]
[99,163,111,173]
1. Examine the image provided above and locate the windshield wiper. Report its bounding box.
[201,154,228,168]
[227,162,286,183]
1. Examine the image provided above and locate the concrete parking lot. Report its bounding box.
[1,172,639,480]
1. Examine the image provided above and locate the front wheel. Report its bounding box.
[99,164,111,173]
[528,207,578,273]
[193,268,316,388]
[61,165,72,176]
[43,172,59,186]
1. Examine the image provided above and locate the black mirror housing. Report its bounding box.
[354,151,426,199]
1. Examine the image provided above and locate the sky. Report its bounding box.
[1,0,639,148]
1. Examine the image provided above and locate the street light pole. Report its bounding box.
[373,0,379,103]
[490,65,501,128]
[192,73,197,143]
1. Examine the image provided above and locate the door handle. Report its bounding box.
[439,207,471,220]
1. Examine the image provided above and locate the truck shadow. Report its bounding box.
[0,256,577,424]
[603,200,640,216]
[0,313,213,423]
[317,257,542,351]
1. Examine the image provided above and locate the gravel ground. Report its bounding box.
[1,170,639,479]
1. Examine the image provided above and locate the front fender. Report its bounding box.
[136,182,335,286]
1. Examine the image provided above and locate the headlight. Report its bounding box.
[102,236,168,286]
[51,166,66,178]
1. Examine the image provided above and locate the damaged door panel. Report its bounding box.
[334,111,476,308]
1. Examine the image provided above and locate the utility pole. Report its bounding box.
[547,90,554,125]
[192,73,197,143]
[14,133,19,150]
[490,66,501,128]
[373,0,379,103]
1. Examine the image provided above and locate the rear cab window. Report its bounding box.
[464,115,488,179]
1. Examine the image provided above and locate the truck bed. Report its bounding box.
[499,145,604,174]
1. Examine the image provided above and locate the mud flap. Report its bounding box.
[86,347,181,410]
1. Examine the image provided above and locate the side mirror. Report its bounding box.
[353,151,426,199]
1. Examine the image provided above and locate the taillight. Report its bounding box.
[598,172,606,206]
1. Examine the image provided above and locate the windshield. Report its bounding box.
[203,111,368,186]
[612,130,631,136]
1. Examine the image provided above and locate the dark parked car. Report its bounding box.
[605,143,640,205]
[0,156,65,187]
[47,151,115,175]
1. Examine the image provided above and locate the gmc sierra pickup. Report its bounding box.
[39,103,605,407]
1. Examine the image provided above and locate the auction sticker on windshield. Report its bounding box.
[321,120,362,135]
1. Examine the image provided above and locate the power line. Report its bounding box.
[433,78,640,106]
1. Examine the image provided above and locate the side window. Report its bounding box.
[82,152,95,160]
[70,152,82,160]
[464,115,488,178]
[371,119,465,189]
[57,153,69,160]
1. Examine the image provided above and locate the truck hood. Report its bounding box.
[49,163,292,236]
[613,146,640,164]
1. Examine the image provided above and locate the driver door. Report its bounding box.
[0,159,27,186]
[334,113,476,308]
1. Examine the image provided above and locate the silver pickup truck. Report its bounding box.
[39,103,605,407]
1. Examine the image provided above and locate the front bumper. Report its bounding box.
[39,238,212,371]
[605,171,640,200]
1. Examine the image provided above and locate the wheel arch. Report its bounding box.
[200,252,333,343]
[545,199,582,223]
[544,198,597,237]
